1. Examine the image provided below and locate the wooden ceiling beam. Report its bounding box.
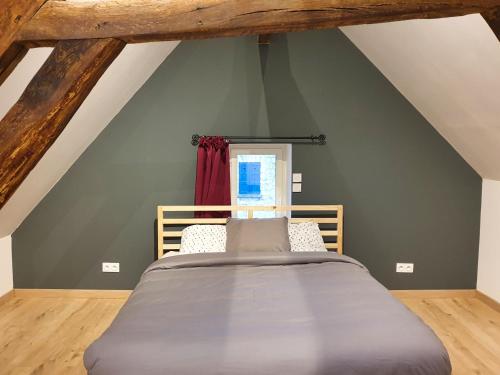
[0,38,125,209]
[0,44,28,86]
[482,8,500,40]
[16,0,500,44]
[0,0,47,84]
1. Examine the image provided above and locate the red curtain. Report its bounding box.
[194,136,231,218]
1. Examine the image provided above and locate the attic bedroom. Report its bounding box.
[0,1,499,374]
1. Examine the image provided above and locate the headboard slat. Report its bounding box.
[157,205,343,259]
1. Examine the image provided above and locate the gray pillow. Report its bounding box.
[225,217,291,253]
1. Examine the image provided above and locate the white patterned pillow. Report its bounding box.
[179,225,226,254]
[288,222,327,252]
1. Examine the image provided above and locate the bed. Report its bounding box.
[84,205,451,375]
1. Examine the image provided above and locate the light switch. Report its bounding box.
[292,183,302,193]
[292,173,302,183]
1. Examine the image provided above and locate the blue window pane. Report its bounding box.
[239,162,261,197]
[236,154,276,217]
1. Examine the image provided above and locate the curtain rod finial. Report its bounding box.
[191,134,200,146]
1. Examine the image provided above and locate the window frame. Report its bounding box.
[229,143,292,218]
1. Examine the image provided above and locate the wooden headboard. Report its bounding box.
[157,205,343,259]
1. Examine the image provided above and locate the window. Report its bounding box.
[230,144,291,218]
[238,161,262,197]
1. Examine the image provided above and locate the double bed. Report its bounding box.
[84,205,451,375]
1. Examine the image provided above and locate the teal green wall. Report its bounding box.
[13,30,481,290]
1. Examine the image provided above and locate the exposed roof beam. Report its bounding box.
[483,8,500,39]
[0,44,28,86]
[16,0,500,44]
[0,38,125,209]
[0,0,47,83]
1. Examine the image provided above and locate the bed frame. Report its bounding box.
[157,205,343,259]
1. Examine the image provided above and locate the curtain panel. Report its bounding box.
[194,136,231,218]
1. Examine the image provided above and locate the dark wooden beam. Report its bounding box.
[482,7,500,40]
[0,0,47,84]
[16,0,500,44]
[0,38,125,209]
[0,43,28,86]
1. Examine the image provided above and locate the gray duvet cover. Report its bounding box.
[84,252,451,375]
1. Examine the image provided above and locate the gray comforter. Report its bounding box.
[84,252,451,375]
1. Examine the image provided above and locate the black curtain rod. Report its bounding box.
[191,134,326,146]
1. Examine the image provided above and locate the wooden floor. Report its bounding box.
[0,295,499,375]
[0,297,124,375]
[401,297,500,375]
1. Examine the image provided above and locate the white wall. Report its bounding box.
[0,236,13,297]
[342,14,500,180]
[477,179,500,302]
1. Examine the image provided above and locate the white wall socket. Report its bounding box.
[102,262,120,273]
[396,263,414,273]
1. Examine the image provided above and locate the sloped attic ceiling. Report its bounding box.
[1,14,498,235]
[342,14,500,180]
[0,41,179,237]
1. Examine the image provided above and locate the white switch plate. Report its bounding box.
[396,263,414,273]
[102,262,120,273]
[292,183,302,193]
[292,173,302,183]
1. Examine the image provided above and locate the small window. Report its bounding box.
[238,161,262,198]
[230,144,291,218]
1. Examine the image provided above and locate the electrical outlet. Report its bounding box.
[396,263,414,273]
[102,262,120,273]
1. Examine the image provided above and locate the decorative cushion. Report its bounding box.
[179,225,226,254]
[225,217,291,253]
[288,222,327,252]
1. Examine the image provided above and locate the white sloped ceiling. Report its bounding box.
[0,41,179,237]
[342,14,500,180]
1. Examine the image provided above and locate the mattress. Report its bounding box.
[84,251,451,375]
